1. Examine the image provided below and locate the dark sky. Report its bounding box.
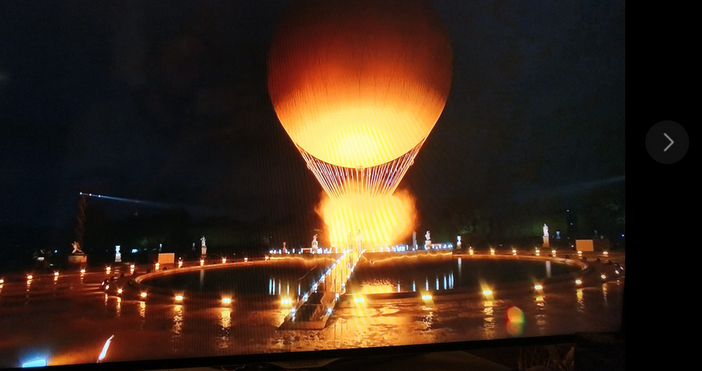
[0,0,625,236]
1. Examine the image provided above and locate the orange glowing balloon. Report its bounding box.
[268,0,452,168]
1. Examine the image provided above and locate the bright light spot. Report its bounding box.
[421,294,432,301]
[551,249,556,255]
[117,288,123,295]
[575,279,583,285]
[200,259,205,266]
[280,298,292,306]
[21,358,47,368]
[54,271,59,277]
[221,297,232,305]
[26,274,33,280]
[105,285,110,290]
[106,267,111,274]
[601,274,607,280]
[175,295,184,302]
[615,270,620,275]
[506,306,525,323]
[354,296,365,303]
[534,284,543,290]
[490,248,495,255]
[80,268,86,274]
[244,257,248,262]
[154,263,160,270]
[97,335,115,362]
[0,278,3,284]
[512,248,517,255]
[603,251,609,256]
[469,249,474,255]
[482,289,492,296]
[222,258,227,264]
[327,307,333,315]
[316,189,417,248]
[265,256,270,260]
[178,261,183,268]
[577,251,583,256]
[140,292,148,299]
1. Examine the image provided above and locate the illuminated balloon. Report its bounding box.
[268,0,452,246]
[269,0,451,195]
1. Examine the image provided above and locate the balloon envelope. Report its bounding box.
[268,0,452,168]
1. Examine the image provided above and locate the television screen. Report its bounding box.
[0,0,625,369]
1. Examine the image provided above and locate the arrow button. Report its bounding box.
[646,121,688,164]
[663,133,674,152]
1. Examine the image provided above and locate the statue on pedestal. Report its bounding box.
[542,224,550,248]
[312,234,318,250]
[200,236,207,256]
[71,241,84,254]
[425,230,431,249]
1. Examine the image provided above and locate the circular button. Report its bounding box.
[646,121,688,164]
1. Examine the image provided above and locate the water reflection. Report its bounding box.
[602,283,608,304]
[576,288,585,312]
[115,297,121,318]
[482,300,495,339]
[350,256,579,295]
[138,301,146,329]
[219,308,231,348]
[535,294,546,335]
[172,305,184,336]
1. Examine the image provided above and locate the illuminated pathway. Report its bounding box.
[279,248,364,329]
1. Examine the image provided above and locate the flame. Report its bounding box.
[316,189,417,248]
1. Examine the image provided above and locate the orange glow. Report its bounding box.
[268,0,452,169]
[316,189,417,247]
[506,306,525,323]
[360,284,396,295]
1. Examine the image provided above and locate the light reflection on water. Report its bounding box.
[535,295,546,335]
[482,300,495,340]
[602,283,608,304]
[0,258,622,367]
[24,280,619,364]
[172,304,184,336]
[349,256,579,295]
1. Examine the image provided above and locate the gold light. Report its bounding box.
[221,297,232,305]
[140,292,148,299]
[268,0,452,169]
[175,295,184,302]
[317,189,417,247]
[268,0,452,248]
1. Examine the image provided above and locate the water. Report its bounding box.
[0,256,623,368]
[349,254,581,295]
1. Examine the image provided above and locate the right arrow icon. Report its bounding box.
[664,133,674,152]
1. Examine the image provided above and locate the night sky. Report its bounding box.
[0,1,625,244]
